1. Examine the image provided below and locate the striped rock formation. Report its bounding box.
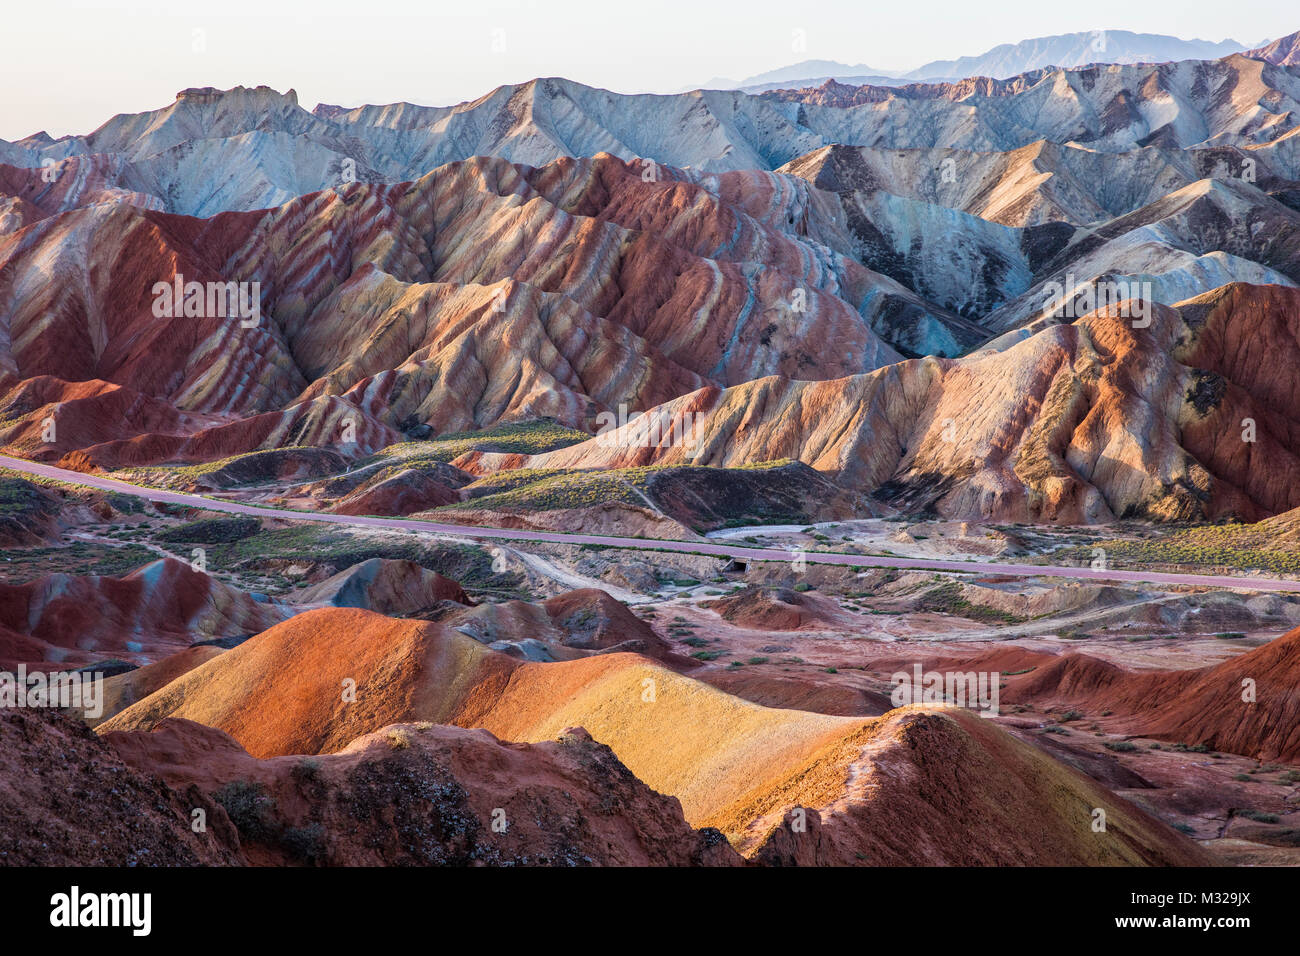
[0,154,946,469]
[463,284,1300,524]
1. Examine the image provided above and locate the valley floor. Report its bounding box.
[2,450,1298,866]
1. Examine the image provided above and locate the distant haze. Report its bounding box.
[0,0,1291,140]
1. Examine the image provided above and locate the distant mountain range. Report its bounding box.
[703,30,1253,91]
[5,38,1299,220]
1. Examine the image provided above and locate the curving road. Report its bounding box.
[5,453,1300,593]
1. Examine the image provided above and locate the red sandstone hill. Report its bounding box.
[329,468,461,515]
[288,558,473,615]
[0,705,739,866]
[98,606,1209,865]
[440,587,680,662]
[0,472,65,546]
[1006,626,1300,762]
[702,585,860,631]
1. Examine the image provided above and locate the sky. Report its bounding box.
[0,0,1294,140]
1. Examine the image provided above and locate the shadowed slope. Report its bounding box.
[103,718,742,866]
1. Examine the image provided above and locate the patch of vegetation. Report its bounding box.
[156,516,261,544]
[445,457,832,531]
[0,542,157,582]
[115,447,328,490]
[280,823,327,864]
[1104,741,1138,753]
[213,779,326,863]
[0,475,58,517]
[0,468,98,498]
[1055,520,1300,575]
[450,469,646,513]
[173,524,526,596]
[291,758,323,785]
[915,581,1027,624]
[213,780,278,842]
[1239,810,1280,823]
[451,460,809,516]
[367,419,589,466]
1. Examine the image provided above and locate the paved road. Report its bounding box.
[5,453,1300,593]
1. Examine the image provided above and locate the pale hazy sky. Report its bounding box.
[0,0,1293,140]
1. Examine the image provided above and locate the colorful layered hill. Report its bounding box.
[0,557,289,668]
[99,607,1209,865]
[0,153,964,470]
[464,284,1300,523]
[1,704,738,866]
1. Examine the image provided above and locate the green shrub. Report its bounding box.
[1240,810,1279,824]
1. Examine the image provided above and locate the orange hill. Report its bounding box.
[99,607,1208,865]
